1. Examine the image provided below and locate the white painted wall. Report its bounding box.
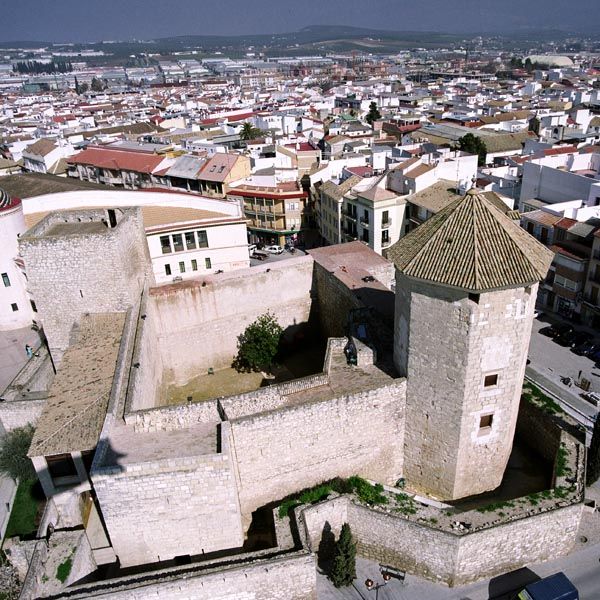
[0,204,35,329]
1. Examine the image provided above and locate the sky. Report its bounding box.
[0,0,596,43]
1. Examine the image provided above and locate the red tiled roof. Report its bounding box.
[67,147,165,174]
[346,166,373,177]
[283,142,317,152]
[543,145,577,156]
[555,217,578,230]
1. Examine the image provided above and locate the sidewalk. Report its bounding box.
[0,326,42,395]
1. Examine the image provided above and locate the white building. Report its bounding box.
[20,190,250,285]
[0,190,36,330]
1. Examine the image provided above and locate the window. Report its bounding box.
[165,264,172,276]
[191,259,198,271]
[479,414,494,429]
[30,300,37,313]
[554,274,578,291]
[484,374,498,387]
[197,230,208,248]
[469,293,480,304]
[381,230,389,245]
[185,232,196,250]
[382,210,389,226]
[362,230,369,243]
[1,273,10,287]
[205,257,212,269]
[172,234,184,252]
[179,261,186,273]
[11,303,18,312]
[160,236,172,254]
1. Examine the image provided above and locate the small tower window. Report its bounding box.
[479,414,494,429]
[484,374,498,387]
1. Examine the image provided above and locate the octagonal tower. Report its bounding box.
[388,188,554,501]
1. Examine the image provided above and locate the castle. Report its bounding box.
[2,188,587,598]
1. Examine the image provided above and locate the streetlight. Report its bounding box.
[365,571,391,599]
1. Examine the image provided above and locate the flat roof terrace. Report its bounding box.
[279,344,394,409]
[102,420,218,466]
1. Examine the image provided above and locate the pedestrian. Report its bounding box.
[25,344,33,359]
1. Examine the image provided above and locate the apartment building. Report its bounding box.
[227,180,309,246]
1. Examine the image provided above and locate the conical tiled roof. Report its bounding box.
[387,188,554,292]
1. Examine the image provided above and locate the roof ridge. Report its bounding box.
[472,195,481,291]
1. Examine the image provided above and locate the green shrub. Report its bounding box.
[394,492,417,515]
[347,476,388,506]
[56,556,73,584]
[555,444,571,477]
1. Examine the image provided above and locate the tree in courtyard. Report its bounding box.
[329,522,357,588]
[587,415,600,485]
[456,132,488,167]
[365,101,382,127]
[233,312,283,373]
[0,424,36,482]
[239,122,262,141]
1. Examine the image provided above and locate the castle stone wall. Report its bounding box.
[312,261,362,338]
[149,256,314,385]
[91,422,243,567]
[44,553,316,600]
[301,496,581,586]
[19,208,150,362]
[126,297,164,412]
[396,274,538,500]
[516,397,562,464]
[230,380,406,518]
[0,398,45,431]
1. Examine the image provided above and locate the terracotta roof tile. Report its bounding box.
[388,188,554,292]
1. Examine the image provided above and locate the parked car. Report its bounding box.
[265,245,284,255]
[516,571,578,600]
[572,339,600,356]
[539,322,573,339]
[564,330,593,349]
[555,328,586,347]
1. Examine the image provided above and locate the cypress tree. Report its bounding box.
[329,522,357,588]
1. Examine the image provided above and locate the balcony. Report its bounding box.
[359,217,370,228]
[381,239,392,249]
[381,218,392,229]
[589,272,600,285]
[342,209,357,221]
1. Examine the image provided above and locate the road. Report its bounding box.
[527,315,600,434]
[318,536,600,600]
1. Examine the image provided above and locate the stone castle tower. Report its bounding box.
[388,189,554,501]
[19,206,152,363]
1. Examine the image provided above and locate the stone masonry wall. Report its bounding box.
[516,397,562,464]
[149,256,314,385]
[19,208,150,362]
[230,380,406,518]
[91,422,243,567]
[312,261,362,338]
[453,503,581,585]
[44,553,316,600]
[397,273,538,500]
[126,295,164,412]
[301,496,581,586]
[0,399,45,431]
